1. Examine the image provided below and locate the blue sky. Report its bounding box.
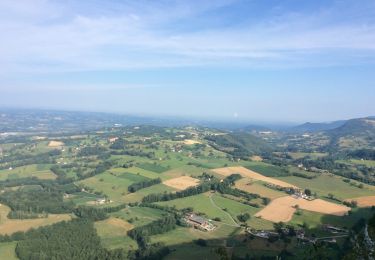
[0,0,374,123]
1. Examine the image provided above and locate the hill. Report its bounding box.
[327,117,375,150]
[290,120,346,133]
[204,132,272,159]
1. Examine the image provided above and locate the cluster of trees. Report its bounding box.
[128,215,177,248]
[205,132,270,160]
[0,149,60,170]
[111,149,155,159]
[291,172,316,179]
[142,183,212,203]
[76,161,113,180]
[142,175,262,209]
[109,138,127,149]
[237,213,250,222]
[0,189,74,217]
[128,178,162,193]
[15,219,129,260]
[73,204,128,221]
[348,149,375,160]
[77,146,108,157]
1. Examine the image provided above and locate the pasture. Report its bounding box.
[276,174,375,199]
[234,178,286,200]
[110,206,167,227]
[94,217,137,251]
[213,166,297,188]
[0,242,18,260]
[0,164,56,180]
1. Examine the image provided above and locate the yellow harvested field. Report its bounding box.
[0,204,71,235]
[183,139,201,145]
[163,176,200,190]
[213,166,297,188]
[255,196,350,223]
[255,197,297,222]
[346,196,375,207]
[48,140,65,147]
[235,179,285,200]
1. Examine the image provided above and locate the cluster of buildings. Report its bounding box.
[184,213,216,232]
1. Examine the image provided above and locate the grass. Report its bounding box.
[0,164,56,180]
[110,206,167,227]
[288,152,327,160]
[151,224,240,247]
[137,162,169,173]
[349,159,375,167]
[117,172,150,182]
[243,162,289,177]
[156,193,235,225]
[276,174,375,200]
[94,218,138,251]
[235,179,286,200]
[0,242,18,260]
[291,207,375,230]
[123,183,176,203]
[78,171,141,203]
[67,191,103,205]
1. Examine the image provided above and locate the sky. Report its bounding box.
[0,0,374,123]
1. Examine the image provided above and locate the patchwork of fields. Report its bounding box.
[0,125,374,259]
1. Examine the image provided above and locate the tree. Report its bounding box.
[304,189,312,196]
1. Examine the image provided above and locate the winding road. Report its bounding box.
[209,193,240,228]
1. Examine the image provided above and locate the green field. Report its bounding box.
[0,242,18,260]
[94,219,138,251]
[110,206,167,227]
[276,174,375,199]
[0,164,56,180]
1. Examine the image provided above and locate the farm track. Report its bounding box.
[209,194,240,227]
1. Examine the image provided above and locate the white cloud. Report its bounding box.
[1,0,375,76]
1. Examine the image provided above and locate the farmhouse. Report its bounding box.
[185,213,216,231]
[322,224,348,234]
[108,137,118,143]
[96,198,107,205]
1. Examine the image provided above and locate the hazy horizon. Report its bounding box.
[1,0,374,122]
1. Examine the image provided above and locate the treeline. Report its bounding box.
[142,174,261,207]
[291,172,316,179]
[0,189,74,216]
[348,149,375,160]
[0,149,61,170]
[111,149,155,159]
[128,215,177,248]
[128,178,162,193]
[142,183,212,203]
[205,132,270,159]
[73,204,128,221]
[77,146,108,157]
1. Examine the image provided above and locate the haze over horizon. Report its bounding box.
[0,0,374,122]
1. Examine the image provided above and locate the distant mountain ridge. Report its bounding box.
[289,120,347,133]
[328,117,375,136]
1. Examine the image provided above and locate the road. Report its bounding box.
[209,193,240,227]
